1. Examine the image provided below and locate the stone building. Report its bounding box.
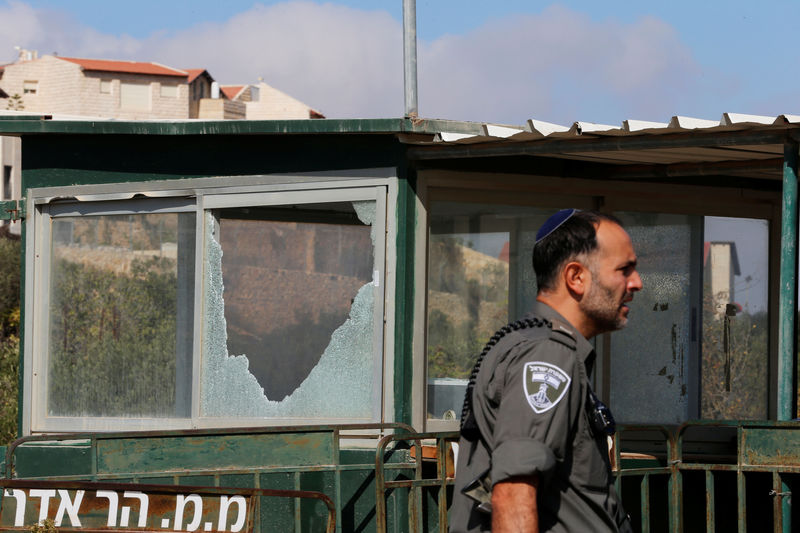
[0,55,193,120]
[0,50,324,225]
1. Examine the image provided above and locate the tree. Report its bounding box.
[0,232,21,444]
[48,256,179,417]
[5,94,24,111]
[701,288,768,420]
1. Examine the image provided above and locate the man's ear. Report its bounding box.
[564,261,588,296]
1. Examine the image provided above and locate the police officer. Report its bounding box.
[450,209,641,533]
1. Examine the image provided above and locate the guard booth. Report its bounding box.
[0,114,798,532]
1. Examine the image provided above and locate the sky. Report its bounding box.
[2,0,800,125]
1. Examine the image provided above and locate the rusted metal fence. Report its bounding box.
[2,424,415,532]
[3,422,798,532]
[0,478,336,533]
[374,431,459,533]
[614,421,800,533]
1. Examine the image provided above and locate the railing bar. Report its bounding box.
[334,463,342,533]
[333,427,342,533]
[383,479,454,489]
[640,473,650,533]
[669,466,682,532]
[91,435,98,479]
[669,426,682,533]
[254,470,261,533]
[409,439,422,533]
[375,435,390,533]
[437,438,448,533]
[705,470,715,533]
[772,471,783,533]
[617,468,672,476]
[737,470,746,533]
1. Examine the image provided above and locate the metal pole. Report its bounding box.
[778,142,798,421]
[778,142,798,533]
[403,0,418,118]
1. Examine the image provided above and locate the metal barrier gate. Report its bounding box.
[3,422,798,532]
[614,421,799,533]
[2,424,417,532]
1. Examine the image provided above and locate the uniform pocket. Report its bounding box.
[572,409,612,491]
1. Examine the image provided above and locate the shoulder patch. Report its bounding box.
[523,361,571,414]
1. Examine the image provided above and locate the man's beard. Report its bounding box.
[581,277,628,334]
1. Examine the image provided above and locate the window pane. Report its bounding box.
[201,201,379,419]
[608,213,699,424]
[47,213,195,417]
[120,82,149,110]
[426,202,555,420]
[701,217,769,419]
[160,84,177,98]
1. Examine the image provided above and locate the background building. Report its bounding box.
[0,49,325,234]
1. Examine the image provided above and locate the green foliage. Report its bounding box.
[701,289,768,420]
[48,256,179,417]
[427,235,508,380]
[0,234,20,445]
[427,309,483,379]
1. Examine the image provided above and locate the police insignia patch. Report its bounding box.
[523,362,571,414]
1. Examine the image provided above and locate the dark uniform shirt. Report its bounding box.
[450,302,631,533]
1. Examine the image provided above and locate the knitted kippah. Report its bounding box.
[535,208,578,243]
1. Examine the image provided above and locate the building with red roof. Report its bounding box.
[222,82,325,120]
[0,50,325,218]
[0,53,324,120]
[0,54,193,120]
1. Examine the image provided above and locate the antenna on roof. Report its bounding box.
[403,0,418,119]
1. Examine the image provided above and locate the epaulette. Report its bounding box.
[548,318,577,350]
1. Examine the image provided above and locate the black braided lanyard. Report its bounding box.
[459,317,551,441]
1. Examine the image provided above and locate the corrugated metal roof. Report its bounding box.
[433,113,800,144]
[406,113,800,181]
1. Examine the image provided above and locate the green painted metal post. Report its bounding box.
[779,142,798,420]
[778,142,798,533]
[640,474,650,533]
[705,471,715,533]
[394,167,417,426]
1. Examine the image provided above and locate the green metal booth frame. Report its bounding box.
[0,115,798,532]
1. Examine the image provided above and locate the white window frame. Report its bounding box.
[23,80,38,95]
[23,177,395,434]
[416,168,780,431]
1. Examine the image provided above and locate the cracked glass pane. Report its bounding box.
[610,212,698,424]
[47,213,195,417]
[201,201,377,418]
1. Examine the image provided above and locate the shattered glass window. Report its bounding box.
[201,201,379,419]
[47,213,195,417]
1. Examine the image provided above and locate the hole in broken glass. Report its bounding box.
[202,201,377,418]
